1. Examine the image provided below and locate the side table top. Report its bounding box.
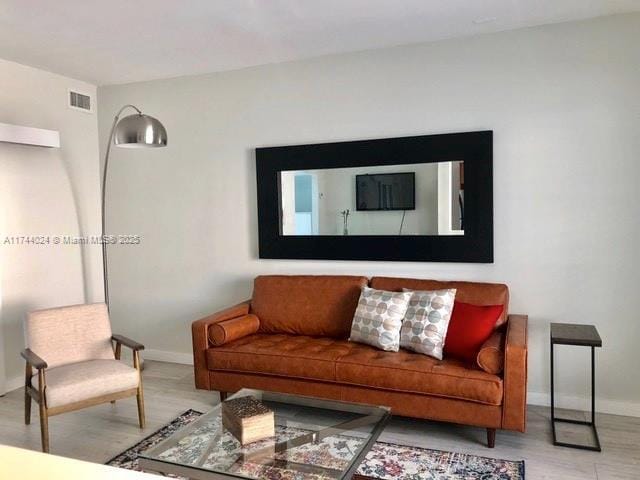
[550,323,602,347]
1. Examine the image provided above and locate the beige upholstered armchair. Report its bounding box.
[21,303,145,453]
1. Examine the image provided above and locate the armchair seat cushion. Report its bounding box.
[32,359,139,408]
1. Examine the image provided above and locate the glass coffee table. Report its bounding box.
[139,389,391,480]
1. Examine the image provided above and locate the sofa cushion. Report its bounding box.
[444,302,504,363]
[349,287,412,352]
[400,288,457,360]
[370,277,509,327]
[335,343,503,405]
[477,329,505,375]
[207,334,502,406]
[207,334,353,382]
[208,314,260,346]
[251,275,368,338]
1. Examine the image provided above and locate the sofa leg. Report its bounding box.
[219,391,228,402]
[487,428,496,448]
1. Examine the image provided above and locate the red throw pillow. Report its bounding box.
[444,302,504,363]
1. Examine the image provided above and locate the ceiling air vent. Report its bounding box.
[68,90,93,113]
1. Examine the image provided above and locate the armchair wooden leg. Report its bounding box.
[136,389,145,429]
[487,428,496,448]
[39,403,49,453]
[134,351,145,429]
[25,392,32,425]
[24,363,32,425]
[112,342,122,405]
[37,370,49,453]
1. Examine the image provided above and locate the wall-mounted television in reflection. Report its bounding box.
[356,172,415,211]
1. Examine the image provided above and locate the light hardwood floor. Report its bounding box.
[0,361,637,479]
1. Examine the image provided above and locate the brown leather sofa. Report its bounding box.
[192,275,527,447]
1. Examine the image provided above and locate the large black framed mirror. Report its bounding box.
[256,130,493,262]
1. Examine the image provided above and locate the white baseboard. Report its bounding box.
[143,349,193,365]
[528,391,640,417]
[1,375,24,395]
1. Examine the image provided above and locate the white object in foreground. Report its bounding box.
[0,445,156,479]
[0,122,60,148]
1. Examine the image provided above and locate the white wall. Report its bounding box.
[98,14,640,415]
[0,59,102,392]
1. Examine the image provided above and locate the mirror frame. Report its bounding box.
[256,130,493,263]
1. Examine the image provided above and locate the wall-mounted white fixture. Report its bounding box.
[0,122,60,148]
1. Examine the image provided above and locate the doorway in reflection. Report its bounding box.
[281,171,320,235]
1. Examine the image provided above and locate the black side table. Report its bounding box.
[550,323,602,451]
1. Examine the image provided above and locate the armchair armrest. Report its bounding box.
[191,300,251,389]
[502,314,528,432]
[21,349,48,370]
[112,334,145,351]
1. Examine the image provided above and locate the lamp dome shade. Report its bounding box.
[114,114,167,148]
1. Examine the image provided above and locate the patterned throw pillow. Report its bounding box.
[400,288,457,360]
[349,287,412,352]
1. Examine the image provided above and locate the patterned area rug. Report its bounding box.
[107,410,524,480]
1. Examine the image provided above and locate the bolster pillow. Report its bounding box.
[208,314,260,346]
[476,329,505,374]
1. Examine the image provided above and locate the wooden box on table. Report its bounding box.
[221,396,275,446]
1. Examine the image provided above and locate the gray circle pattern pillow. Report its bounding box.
[400,288,457,360]
[349,287,412,352]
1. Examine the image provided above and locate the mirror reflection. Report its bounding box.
[280,161,464,236]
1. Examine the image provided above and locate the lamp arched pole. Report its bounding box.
[101,104,142,311]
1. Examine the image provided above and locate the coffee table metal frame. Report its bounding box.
[139,389,391,480]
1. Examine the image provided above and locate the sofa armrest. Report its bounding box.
[191,300,251,389]
[502,314,528,432]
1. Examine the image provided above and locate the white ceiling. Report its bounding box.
[1,0,638,86]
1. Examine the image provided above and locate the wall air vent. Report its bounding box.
[68,90,92,113]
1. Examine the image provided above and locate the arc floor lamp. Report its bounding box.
[102,105,167,309]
